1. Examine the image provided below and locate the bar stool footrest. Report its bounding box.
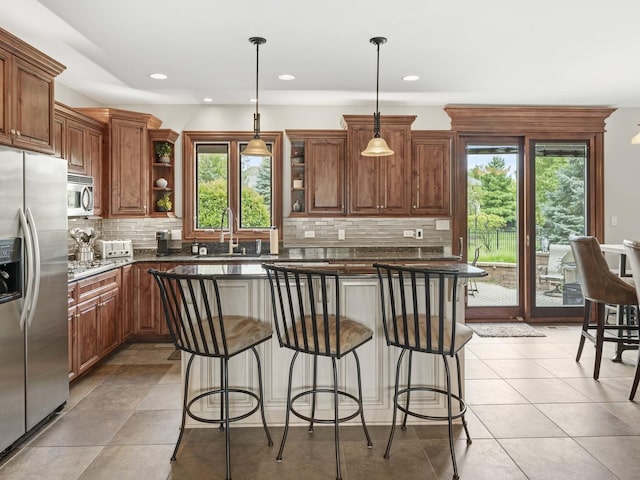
[395,386,468,422]
[290,388,364,424]
[186,388,262,424]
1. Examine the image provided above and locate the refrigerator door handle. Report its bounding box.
[18,208,34,331]
[25,208,41,327]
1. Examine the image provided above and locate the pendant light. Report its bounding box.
[632,125,640,144]
[361,36,394,157]
[241,36,272,157]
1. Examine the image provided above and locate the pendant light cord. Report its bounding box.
[255,39,260,123]
[249,37,266,140]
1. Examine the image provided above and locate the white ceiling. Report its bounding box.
[2,0,640,107]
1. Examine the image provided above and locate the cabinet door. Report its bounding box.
[411,137,451,215]
[53,114,64,159]
[88,126,103,215]
[67,119,88,174]
[133,262,174,336]
[68,306,77,382]
[98,288,119,356]
[0,46,12,146]
[121,264,133,340]
[348,126,379,214]
[12,57,54,153]
[307,138,346,214]
[379,126,411,215]
[77,296,100,375]
[110,117,148,216]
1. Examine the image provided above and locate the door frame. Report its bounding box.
[446,106,612,322]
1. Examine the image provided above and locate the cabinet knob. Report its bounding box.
[10,129,16,134]
[413,205,417,208]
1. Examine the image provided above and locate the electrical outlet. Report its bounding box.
[338,229,345,240]
[416,228,424,240]
[403,230,414,238]
[304,230,315,238]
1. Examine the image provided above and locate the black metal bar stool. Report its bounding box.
[262,263,373,480]
[149,268,273,480]
[374,263,473,480]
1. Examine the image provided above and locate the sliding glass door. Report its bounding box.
[463,137,589,321]
[465,138,523,320]
[530,141,587,317]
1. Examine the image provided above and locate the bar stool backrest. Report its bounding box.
[149,269,230,357]
[263,264,344,358]
[624,239,640,296]
[374,263,460,356]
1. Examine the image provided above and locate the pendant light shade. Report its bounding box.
[632,127,640,144]
[241,36,272,157]
[361,37,394,157]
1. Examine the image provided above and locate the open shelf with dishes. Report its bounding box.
[290,140,305,214]
[149,129,179,217]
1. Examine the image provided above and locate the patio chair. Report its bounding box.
[539,244,573,295]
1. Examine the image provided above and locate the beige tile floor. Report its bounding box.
[1,325,640,479]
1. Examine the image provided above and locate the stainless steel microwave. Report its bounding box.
[67,173,94,217]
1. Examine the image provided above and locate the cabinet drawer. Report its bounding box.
[76,269,119,303]
[68,282,77,307]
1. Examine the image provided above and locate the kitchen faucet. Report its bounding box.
[220,207,238,254]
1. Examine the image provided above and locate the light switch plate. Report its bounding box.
[304,230,315,238]
[338,229,345,240]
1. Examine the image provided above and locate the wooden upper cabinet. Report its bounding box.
[0,28,65,154]
[285,130,346,215]
[307,137,346,214]
[344,115,415,216]
[411,133,452,216]
[77,108,162,218]
[54,103,106,213]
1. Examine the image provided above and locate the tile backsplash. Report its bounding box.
[68,215,451,256]
[283,217,451,248]
[68,217,182,256]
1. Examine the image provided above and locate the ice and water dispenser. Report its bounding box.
[0,238,22,303]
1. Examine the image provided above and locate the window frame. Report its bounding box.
[182,130,283,242]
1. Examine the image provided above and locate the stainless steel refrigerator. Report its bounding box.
[0,145,68,453]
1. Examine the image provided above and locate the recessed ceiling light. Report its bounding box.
[249,98,258,103]
[149,73,168,80]
[203,97,213,102]
[402,75,420,81]
[278,74,296,81]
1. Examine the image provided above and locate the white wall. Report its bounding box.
[604,108,640,243]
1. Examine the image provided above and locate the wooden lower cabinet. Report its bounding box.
[76,296,101,376]
[132,262,175,339]
[69,269,121,382]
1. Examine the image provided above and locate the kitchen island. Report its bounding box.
[166,261,486,427]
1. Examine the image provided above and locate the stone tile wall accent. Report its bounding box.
[283,217,452,248]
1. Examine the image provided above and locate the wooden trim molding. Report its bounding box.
[445,105,616,134]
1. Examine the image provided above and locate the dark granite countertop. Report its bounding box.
[69,247,480,282]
